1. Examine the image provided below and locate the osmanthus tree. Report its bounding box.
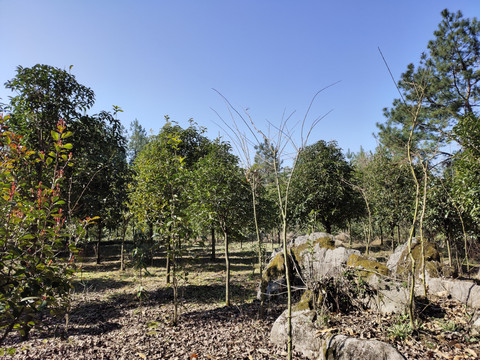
[290,140,358,234]
[352,146,416,250]
[5,64,95,156]
[68,110,130,264]
[129,119,208,268]
[0,114,90,348]
[189,140,251,306]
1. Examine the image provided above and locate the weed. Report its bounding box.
[438,319,457,332]
[387,314,422,340]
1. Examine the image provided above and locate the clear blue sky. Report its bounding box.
[1,0,479,156]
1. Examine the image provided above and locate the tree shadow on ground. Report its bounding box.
[73,277,132,293]
[79,260,122,273]
[180,299,285,324]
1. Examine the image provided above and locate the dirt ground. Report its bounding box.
[2,241,480,359]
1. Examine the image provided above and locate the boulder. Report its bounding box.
[293,233,360,282]
[270,309,405,359]
[471,316,480,336]
[323,335,406,360]
[387,239,441,279]
[259,233,359,299]
[270,310,321,359]
[345,254,409,314]
[426,275,480,309]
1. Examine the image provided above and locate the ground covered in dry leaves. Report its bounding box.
[2,243,480,359]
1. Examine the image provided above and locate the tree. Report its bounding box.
[378,9,480,157]
[0,115,90,345]
[190,140,251,306]
[127,119,149,164]
[291,140,356,234]
[4,65,130,262]
[68,110,130,263]
[5,64,95,155]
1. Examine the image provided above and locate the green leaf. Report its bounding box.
[51,131,60,141]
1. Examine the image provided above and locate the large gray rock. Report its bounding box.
[270,310,321,359]
[270,309,405,359]
[260,233,359,299]
[295,233,360,282]
[363,274,409,314]
[387,239,441,279]
[387,239,418,273]
[426,275,480,309]
[323,335,406,360]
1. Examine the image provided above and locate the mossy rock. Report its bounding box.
[396,240,441,278]
[293,289,324,312]
[263,252,285,282]
[347,254,390,277]
[293,290,314,312]
[292,236,335,262]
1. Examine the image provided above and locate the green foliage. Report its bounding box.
[388,314,415,340]
[190,140,251,237]
[452,114,480,225]
[291,140,357,233]
[5,64,95,153]
[0,116,88,344]
[4,64,130,235]
[352,146,416,239]
[68,110,130,230]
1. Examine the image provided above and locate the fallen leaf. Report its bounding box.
[315,328,337,335]
[137,353,147,359]
[465,348,477,357]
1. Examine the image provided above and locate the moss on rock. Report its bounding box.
[292,236,335,262]
[396,240,441,278]
[293,290,314,312]
[347,254,390,277]
[263,252,285,282]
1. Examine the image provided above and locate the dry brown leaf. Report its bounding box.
[435,349,450,359]
[137,353,147,359]
[316,327,337,334]
[465,348,478,357]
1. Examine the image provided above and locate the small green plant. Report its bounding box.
[439,319,457,332]
[316,313,330,327]
[388,314,421,340]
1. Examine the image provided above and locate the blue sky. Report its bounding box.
[1,0,479,157]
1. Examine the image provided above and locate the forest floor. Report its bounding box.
[2,239,480,359]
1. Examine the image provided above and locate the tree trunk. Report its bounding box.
[446,232,452,267]
[166,240,171,284]
[380,224,384,246]
[96,224,103,264]
[282,220,293,360]
[148,222,154,242]
[397,225,401,247]
[211,226,216,260]
[224,229,230,306]
[120,217,128,271]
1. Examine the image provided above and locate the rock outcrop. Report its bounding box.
[270,309,405,360]
[387,238,442,278]
[260,232,361,300]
